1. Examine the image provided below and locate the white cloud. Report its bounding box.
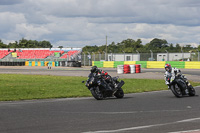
[0,12,26,31]
[0,0,200,48]
[0,0,24,5]
[15,23,51,39]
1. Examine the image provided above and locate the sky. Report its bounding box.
[0,0,200,48]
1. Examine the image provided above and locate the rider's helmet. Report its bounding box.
[165,64,172,72]
[91,66,98,73]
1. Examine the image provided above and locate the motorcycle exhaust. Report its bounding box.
[117,80,125,88]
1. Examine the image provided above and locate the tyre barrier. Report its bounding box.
[59,61,81,67]
[0,61,25,66]
[40,61,44,66]
[135,64,141,73]
[94,61,200,69]
[117,65,124,74]
[130,65,135,73]
[124,65,130,74]
[67,61,81,67]
[0,61,80,67]
[117,64,141,74]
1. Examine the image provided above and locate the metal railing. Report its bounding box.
[80,51,200,66]
[1,51,199,66]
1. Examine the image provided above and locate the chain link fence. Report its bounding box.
[81,52,200,66]
[1,52,199,66]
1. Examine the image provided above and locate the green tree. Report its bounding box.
[149,38,168,49]
[39,40,52,48]
[0,40,8,48]
[8,41,18,48]
[58,46,63,49]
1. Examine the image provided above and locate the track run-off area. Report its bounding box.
[0,66,200,133]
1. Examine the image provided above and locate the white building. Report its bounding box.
[108,53,140,61]
[106,52,194,61]
[157,52,193,61]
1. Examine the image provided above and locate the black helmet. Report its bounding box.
[165,64,172,72]
[91,66,98,73]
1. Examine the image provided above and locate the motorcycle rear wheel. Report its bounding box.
[188,85,196,96]
[170,84,183,98]
[91,87,104,100]
[114,88,124,98]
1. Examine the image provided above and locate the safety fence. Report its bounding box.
[92,61,200,69]
[1,51,200,67]
[0,61,81,67]
[25,61,58,67]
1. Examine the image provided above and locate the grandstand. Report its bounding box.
[0,48,81,59]
[60,50,79,59]
[16,50,64,59]
[0,50,12,59]
[0,48,82,67]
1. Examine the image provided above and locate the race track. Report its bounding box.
[0,66,200,133]
[0,88,200,133]
[0,66,200,81]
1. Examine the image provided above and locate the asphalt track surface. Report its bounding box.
[0,66,200,81]
[0,66,200,133]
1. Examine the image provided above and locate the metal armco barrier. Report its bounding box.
[93,61,200,69]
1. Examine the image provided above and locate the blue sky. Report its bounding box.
[0,0,200,48]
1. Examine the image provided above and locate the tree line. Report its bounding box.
[1,38,200,53]
[82,38,200,53]
[0,38,52,48]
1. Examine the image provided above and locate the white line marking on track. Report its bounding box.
[168,129,200,133]
[85,109,189,114]
[82,117,200,133]
[177,117,200,123]
[82,123,168,133]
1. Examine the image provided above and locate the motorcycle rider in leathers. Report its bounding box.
[164,63,189,94]
[164,64,180,85]
[90,66,117,91]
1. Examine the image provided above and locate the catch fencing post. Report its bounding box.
[150,50,153,61]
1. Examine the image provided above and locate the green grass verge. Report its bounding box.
[0,74,200,101]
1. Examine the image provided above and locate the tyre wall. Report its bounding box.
[92,61,200,69]
[185,62,200,69]
[166,61,185,68]
[103,61,114,68]
[0,61,81,67]
[147,61,165,68]
[22,61,81,67]
[0,62,25,66]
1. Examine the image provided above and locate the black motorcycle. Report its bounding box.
[82,73,125,100]
[168,74,195,98]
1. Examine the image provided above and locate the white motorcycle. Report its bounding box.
[167,74,195,98]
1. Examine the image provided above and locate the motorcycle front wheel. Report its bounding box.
[91,87,104,100]
[114,88,124,98]
[170,84,183,98]
[188,85,196,96]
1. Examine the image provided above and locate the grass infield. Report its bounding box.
[0,74,200,101]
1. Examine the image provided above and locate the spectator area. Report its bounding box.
[0,49,81,59]
[60,50,79,58]
[16,50,64,59]
[0,50,12,59]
